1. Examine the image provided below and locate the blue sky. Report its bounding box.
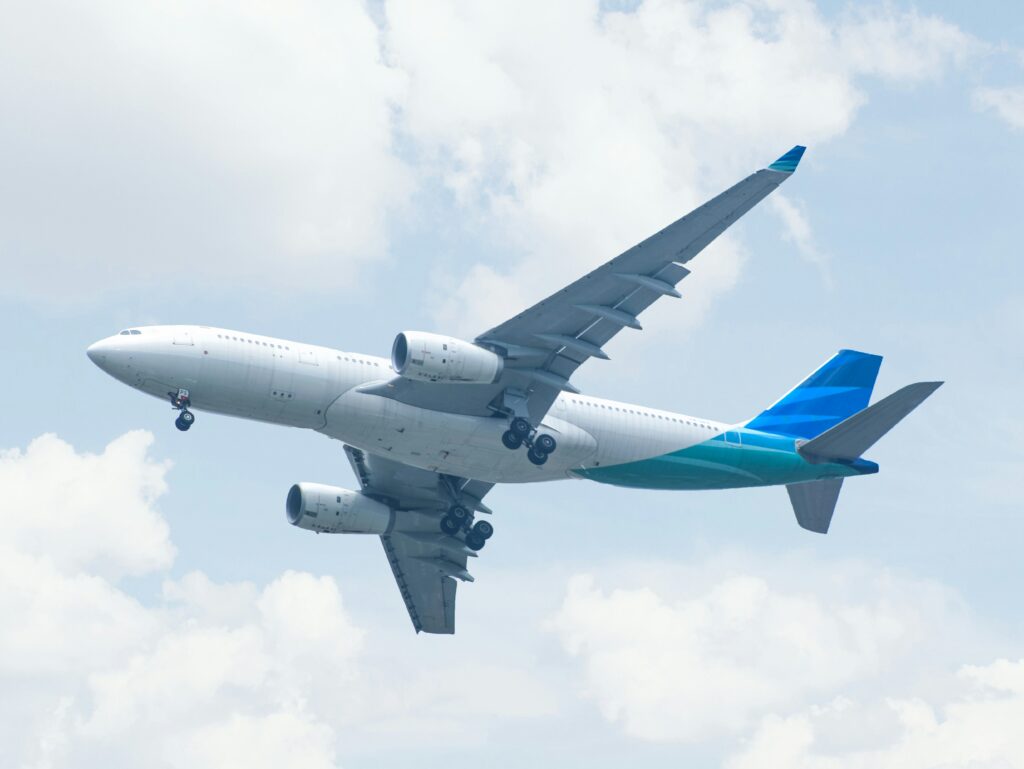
[2,1,1023,767]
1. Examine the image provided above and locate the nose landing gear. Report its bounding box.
[500,416,557,466]
[169,389,195,432]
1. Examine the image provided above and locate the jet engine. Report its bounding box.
[391,331,503,384]
[286,483,393,534]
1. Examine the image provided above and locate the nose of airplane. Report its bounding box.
[86,337,120,372]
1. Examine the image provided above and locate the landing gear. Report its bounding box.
[500,416,557,465]
[472,520,494,540]
[527,445,548,465]
[534,433,557,454]
[437,504,495,551]
[169,388,195,432]
[501,430,523,450]
[509,417,532,438]
[448,504,471,526]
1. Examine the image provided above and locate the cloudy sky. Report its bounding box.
[1,0,1022,767]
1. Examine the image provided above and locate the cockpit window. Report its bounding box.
[130,329,142,335]
[119,330,130,335]
[119,329,143,335]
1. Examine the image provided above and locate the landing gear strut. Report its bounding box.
[169,389,195,432]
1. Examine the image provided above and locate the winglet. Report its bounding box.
[768,145,806,173]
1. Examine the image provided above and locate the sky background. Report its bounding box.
[1,1,1023,767]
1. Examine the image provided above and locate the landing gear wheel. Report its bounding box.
[440,515,461,536]
[448,504,471,527]
[510,417,532,438]
[501,430,523,450]
[527,446,548,466]
[174,414,192,432]
[471,520,494,540]
[465,531,486,551]
[179,410,195,426]
[534,433,557,454]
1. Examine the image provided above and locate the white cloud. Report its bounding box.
[0,0,411,302]
[770,193,829,275]
[547,556,998,744]
[2,430,1023,766]
[974,85,1024,129]
[0,0,978,315]
[386,0,978,337]
[176,712,340,769]
[726,659,1024,769]
[835,5,980,82]
[0,430,560,768]
[0,431,173,578]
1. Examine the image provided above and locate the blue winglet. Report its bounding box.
[768,145,806,173]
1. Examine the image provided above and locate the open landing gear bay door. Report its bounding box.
[344,446,494,634]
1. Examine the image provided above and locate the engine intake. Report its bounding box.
[286,483,393,534]
[391,331,503,384]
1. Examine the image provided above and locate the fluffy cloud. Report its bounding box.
[0,0,980,319]
[386,0,977,336]
[974,85,1024,129]
[0,432,358,768]
[0,430,560,768]
[0,431,173,577]
[2,429,1022,767]
[547,557,1004,745]
[726,659,1024,768]
[0,0,411,302]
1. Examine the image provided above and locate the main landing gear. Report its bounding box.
[438,503,494,551]
[501,416,558,466]
[169,389,195,432]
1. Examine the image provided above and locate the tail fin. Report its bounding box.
[798,381,943,463]
[787,478,843,534]
[746,349,882,439]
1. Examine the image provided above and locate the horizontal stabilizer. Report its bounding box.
[799,381,943,462]
[787,478,843,534]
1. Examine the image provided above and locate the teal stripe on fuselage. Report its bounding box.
[575,428,878,490]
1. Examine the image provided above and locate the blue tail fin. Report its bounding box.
[746,350,882,439]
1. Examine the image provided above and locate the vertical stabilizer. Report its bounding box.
[787,478,843,534]
[746,350,882,439]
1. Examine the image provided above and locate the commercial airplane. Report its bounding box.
[86,146,941,634]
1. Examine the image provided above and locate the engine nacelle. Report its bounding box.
[391,331,503,384]
[286,483,392,534]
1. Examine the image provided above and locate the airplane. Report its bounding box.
[86,145,941,634]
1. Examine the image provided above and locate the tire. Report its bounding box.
[440,515,461,535]
[501,430,523,450]
[174,416,191,432]
[449,504,470,524]
[180,410,195,425]
[510,417,532,437]
[527,446,548,466]
[472,520,494,540]
[535,433,557,454]
[465,532,486,551]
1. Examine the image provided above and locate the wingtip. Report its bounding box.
[768,145,806,173]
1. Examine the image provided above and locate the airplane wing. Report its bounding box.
[344,445,494,634]
[366,146,806,425]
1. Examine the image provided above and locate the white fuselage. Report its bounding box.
[86,325,728,483]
